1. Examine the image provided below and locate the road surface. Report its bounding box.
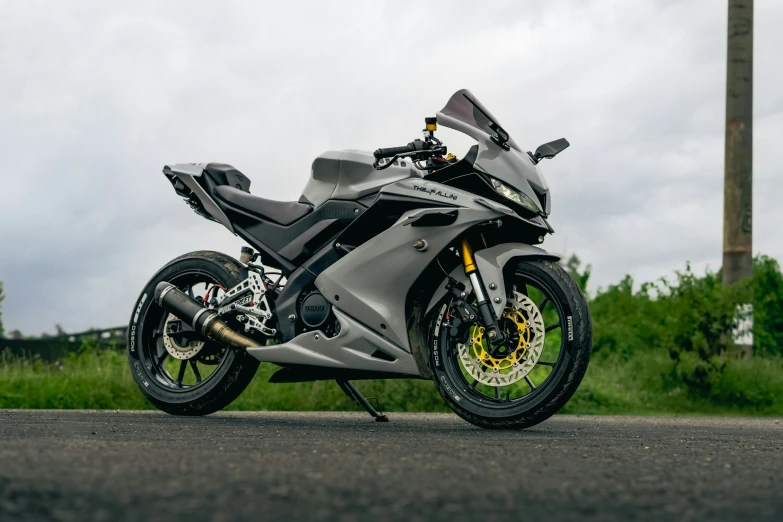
[0,411,780,521]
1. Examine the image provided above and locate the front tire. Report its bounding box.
[430,259,592,429]
[127,251,260,415]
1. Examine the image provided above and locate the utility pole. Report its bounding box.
[723,0,754,356]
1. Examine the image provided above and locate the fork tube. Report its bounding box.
[461,238,478,274]
[461,238,500,342]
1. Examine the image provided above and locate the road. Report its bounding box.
[0,411,780,522]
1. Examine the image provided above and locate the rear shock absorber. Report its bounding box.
[460,238,503,344]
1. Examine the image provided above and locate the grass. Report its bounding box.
[2,345,782,415]
[0,346,448,412]
[562,351,783,416]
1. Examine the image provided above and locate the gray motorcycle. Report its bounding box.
[128,89,592,429]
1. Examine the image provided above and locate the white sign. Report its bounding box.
[731,303,754,346]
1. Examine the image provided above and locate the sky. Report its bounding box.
[1,0,781,335]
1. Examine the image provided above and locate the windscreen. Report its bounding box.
[439,89,521,152]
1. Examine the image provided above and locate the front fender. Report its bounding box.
[425,243,560,317]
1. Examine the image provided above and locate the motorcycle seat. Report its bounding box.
[204,163,252,192]
[214,185,312,226]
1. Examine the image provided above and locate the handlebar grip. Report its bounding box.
[373,144,414,160]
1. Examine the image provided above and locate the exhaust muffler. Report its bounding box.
[154,282,261,349]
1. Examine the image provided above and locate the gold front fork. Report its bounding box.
[461,238,477,274]
[461,236,500,341]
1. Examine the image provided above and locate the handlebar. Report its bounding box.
[372,139,447,170]
[373,143,419,160]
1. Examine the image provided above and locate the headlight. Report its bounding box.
[489,178,540,213]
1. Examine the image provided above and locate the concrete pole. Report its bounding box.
[723,0,754,356]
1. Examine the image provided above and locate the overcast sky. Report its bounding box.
[1,0,781,335]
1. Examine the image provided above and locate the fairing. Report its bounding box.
[248,177,560,377]
[300,150,420,208]
[437,89,551,215]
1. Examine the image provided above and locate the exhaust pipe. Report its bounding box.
[153,282,261,349]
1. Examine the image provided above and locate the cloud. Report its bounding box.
[0,0,781,334]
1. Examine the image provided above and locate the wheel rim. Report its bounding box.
[439,270,567,408]
[139,269,234,393]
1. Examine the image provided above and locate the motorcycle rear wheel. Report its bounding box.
[127,251,260,415]
[429,258,592,429]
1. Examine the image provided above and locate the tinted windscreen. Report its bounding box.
[439,89,521,152]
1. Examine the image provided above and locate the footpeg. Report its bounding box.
[337,380,389,422]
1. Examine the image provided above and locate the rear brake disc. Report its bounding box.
[162,314,205,360]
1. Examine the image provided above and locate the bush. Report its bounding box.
[662,264,751,360]
[661,264,751,392]
[590,276,668,357]
[753,255,783,356]
[586,256,781,397]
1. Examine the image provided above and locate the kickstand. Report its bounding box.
[336,379,389,422]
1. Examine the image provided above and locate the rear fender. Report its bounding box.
[425,243,560,317]
[163,163,234,233]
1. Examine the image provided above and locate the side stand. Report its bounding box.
[336,380,389,422]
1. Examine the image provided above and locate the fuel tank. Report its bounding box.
[300,150,421,208]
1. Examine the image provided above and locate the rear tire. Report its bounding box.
[127,251,260,416]
[429,259,591,429]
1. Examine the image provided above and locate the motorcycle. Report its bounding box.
[128,89,592,429]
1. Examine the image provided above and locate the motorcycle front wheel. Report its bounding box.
[429,258,592,430]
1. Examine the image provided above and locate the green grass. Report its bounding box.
[0,346,449,412]
[563,351,783,416]
[2,346,782,415]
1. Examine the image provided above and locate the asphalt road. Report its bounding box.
[0,411,781,522]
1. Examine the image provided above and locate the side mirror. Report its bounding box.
[529,138,570,164]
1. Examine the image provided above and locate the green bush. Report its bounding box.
[661,264,751,360]
[568,254,782,404]
[753,255,783,356]
[590,276,668,357]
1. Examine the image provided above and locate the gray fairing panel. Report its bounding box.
[425,243,561,318]
[301,150,421,208]
[436,111,552,216]
[246,308,421,376]
[314,179,508,353]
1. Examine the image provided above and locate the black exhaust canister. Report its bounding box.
[153,282,260,349]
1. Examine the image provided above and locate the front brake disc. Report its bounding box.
[457,291,545,387]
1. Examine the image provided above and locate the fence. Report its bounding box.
[1,327,127,361]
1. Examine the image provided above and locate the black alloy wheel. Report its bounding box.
[128,251,260,415]
[430,259,592,429]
